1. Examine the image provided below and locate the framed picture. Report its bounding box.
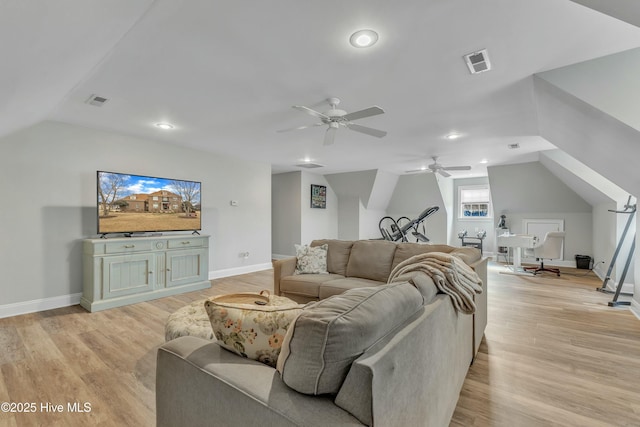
[310,184,327,209]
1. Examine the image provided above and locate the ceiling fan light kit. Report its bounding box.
[277,97,387,145]
[405,156,472,178]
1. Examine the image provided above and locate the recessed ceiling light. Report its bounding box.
[445,133,462,140]
[480,159,488,164]
[155,122,174,130]
[349,29,378,48]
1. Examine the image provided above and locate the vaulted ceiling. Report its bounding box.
[3,0,640,176]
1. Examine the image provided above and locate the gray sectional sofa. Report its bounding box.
[156,239,488,427]
[273,239,487,356]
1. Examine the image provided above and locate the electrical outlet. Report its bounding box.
[239,251,250,259]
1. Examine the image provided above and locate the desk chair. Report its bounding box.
[523,231,565,276]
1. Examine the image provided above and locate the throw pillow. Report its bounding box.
[294,243,328,274]
[276,282,424,395]
[204,295,303,367]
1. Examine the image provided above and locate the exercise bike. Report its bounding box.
[379,206,439,242]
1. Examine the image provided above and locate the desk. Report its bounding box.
[496,234,536,271]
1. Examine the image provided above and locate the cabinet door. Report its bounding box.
[166,249,207,288]
[102,254,155,298]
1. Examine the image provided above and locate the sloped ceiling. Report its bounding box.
[3,0,640,177]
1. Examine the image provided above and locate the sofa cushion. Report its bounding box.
[204,296,302,367]
[276,282,424,395]
[311,240,354,276]
[280,273,345,299]
[449,247,482,265]
[318,277,383,300]
[294,244,328,274]
[345,240,397,282]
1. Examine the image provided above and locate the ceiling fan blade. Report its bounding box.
[437,169,451,177]
[342,106,385,121]
[276,123,324,133]
[324,126,337,146]
[292,105,329,120]
[344,123,387,138]
[405,168,433,174]
[442,166,472,171]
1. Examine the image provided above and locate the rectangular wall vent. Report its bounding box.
[508,143,520,149]
[295,163,324,169]
[85,94,109,107]
[464,49,491,74]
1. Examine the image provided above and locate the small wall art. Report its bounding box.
[310,184,326,209]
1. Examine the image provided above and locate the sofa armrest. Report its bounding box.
[469,257,488,357]
[335,296,472,427]
[272,257,297,296]
[157,337,362,427]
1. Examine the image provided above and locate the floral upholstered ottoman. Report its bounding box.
[164,294,300,342]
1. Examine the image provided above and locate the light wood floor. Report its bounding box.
[0,264,639,426]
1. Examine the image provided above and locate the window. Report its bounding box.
[459,185,492,218]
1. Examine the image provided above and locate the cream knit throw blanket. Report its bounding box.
[388,252,483,314]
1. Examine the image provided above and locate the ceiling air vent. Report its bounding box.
[295,162,324,169]
[85,94,109,107]
[508,143,520,149]
[464,49,491,74]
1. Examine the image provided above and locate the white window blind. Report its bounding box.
[460,187,490,203]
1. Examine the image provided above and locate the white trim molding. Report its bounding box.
[0,293,82,319]
[208,263,272,280]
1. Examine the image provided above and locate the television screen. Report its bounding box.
[97,171,201,235]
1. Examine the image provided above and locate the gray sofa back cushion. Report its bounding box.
[276,282,424,395]
[311,240,354,276]
[391,242,481,271]
[345,240,397,282]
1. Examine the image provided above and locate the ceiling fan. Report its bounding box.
[277,97,387,146]
[406,156,472,177]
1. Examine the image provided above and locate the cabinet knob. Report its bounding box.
[124,244,135,248]
[148,271,153,274]
[166,268,171,271]
[181,241,190,245]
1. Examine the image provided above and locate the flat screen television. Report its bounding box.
[97,171,201,236]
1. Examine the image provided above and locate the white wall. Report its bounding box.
[0,121,272,310]
[337,196,361,240]
[437,175,455,245]
[300,172,338,244]
[271,171,338,257]
[452,177,494,254]
[534,74,640,313]
[386,173,447,244]
[488,161,593,262]
[271,172,301,256]
[592,202,618,276]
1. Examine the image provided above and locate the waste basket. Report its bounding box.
[575,255,591,269]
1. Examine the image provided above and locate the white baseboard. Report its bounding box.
[630,299,640,321]
[0,293,82,319]
[208,262,272,280]
[492,257,581,269]
[591,266,634,294]
[0,264,273,319]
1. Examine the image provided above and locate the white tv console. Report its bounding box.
[81,234,210,312]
